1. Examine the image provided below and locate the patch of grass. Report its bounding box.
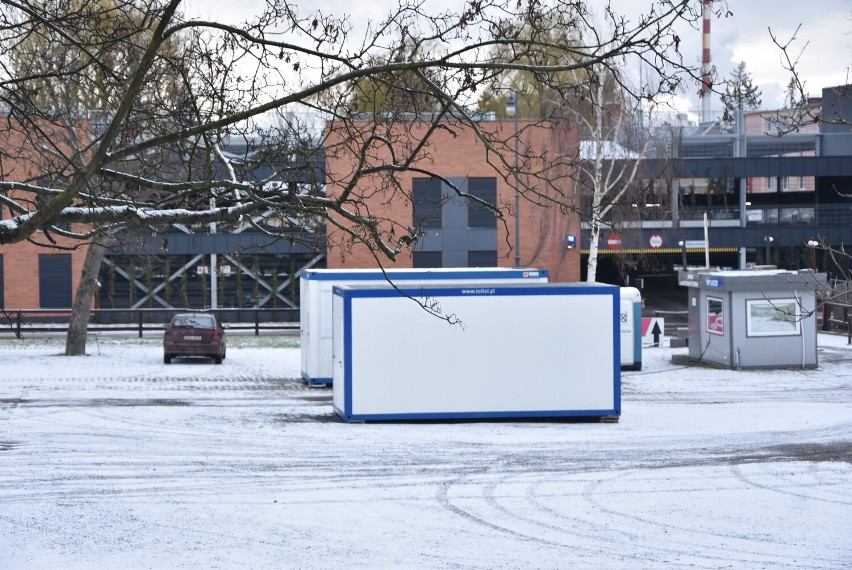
[228,335,300,349]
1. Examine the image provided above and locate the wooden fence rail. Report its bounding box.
[0,308,300,339]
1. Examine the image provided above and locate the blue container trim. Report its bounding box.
[300,268,549,281]
[335,284,621,422]
[332,283,615,299]
[302,373,333,386]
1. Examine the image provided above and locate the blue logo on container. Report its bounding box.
[706,278,723,287]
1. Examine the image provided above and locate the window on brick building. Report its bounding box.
[412,251,442,268]
[412,178,442,229]
[466,177,497,229]
[467,250,497,267]
[39,254,72,308]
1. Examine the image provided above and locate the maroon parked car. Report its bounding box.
[163,313,226,364]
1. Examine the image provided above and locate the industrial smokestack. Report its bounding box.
[700,0,712,123]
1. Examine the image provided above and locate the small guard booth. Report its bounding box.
[331,282,621,422]
[678,268,827,369]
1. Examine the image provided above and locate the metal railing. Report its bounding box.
[679,206,741,222]
[820,280,852,345]
[819,303,852,344]
[580,204,852,227]
[0,307,300,339]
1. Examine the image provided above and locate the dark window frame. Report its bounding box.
[412,250,442,268]
[466,177,497,229]
[412,177,443,229]
[467,250,498,267]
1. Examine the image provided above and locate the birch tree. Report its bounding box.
[574,68,652,283]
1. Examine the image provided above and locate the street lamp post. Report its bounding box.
[807,239,819,270]
[506,92,520,268]
[678,240,687,270]
[737,92,748,269]
[210,197,218,308]
[764,235,774,265]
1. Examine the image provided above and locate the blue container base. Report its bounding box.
[302,373,332,386]
[333,407,620,423]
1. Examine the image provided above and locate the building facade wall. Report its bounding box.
[0,120,90,309]
[0,234,88,309]
[744,110,817,194]
[323,118,581,282]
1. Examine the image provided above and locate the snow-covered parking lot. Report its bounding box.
[1,333,851,569]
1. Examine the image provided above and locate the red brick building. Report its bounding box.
[0,122,90,310]
[323,117,581,282]
[0,238,88,309]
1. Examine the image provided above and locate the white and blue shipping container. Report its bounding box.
[332,283,621,422]
[620,287,643,371]
[299,267,549,385]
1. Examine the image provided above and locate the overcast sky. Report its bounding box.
[687,0,850,108]
[186,0,851,119]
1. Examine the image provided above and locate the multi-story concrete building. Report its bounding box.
[581,84,852,286]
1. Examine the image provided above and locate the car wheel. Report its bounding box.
[164,354,172,364]
[214,355,222,365]
[222,348,226,360]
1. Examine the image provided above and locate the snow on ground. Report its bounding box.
[1,333,850,569]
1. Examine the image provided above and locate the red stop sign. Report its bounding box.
[607,234,622,249]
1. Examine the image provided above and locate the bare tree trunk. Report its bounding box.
[65,235,113,356]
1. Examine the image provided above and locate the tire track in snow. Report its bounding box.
[730,462,852,506]
[436,469,667,564]
[579,467,845,569]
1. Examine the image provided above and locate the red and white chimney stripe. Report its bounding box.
[700,0,712,123]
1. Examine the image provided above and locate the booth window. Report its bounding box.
[746,298,801,337]
[706,297,724,335]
